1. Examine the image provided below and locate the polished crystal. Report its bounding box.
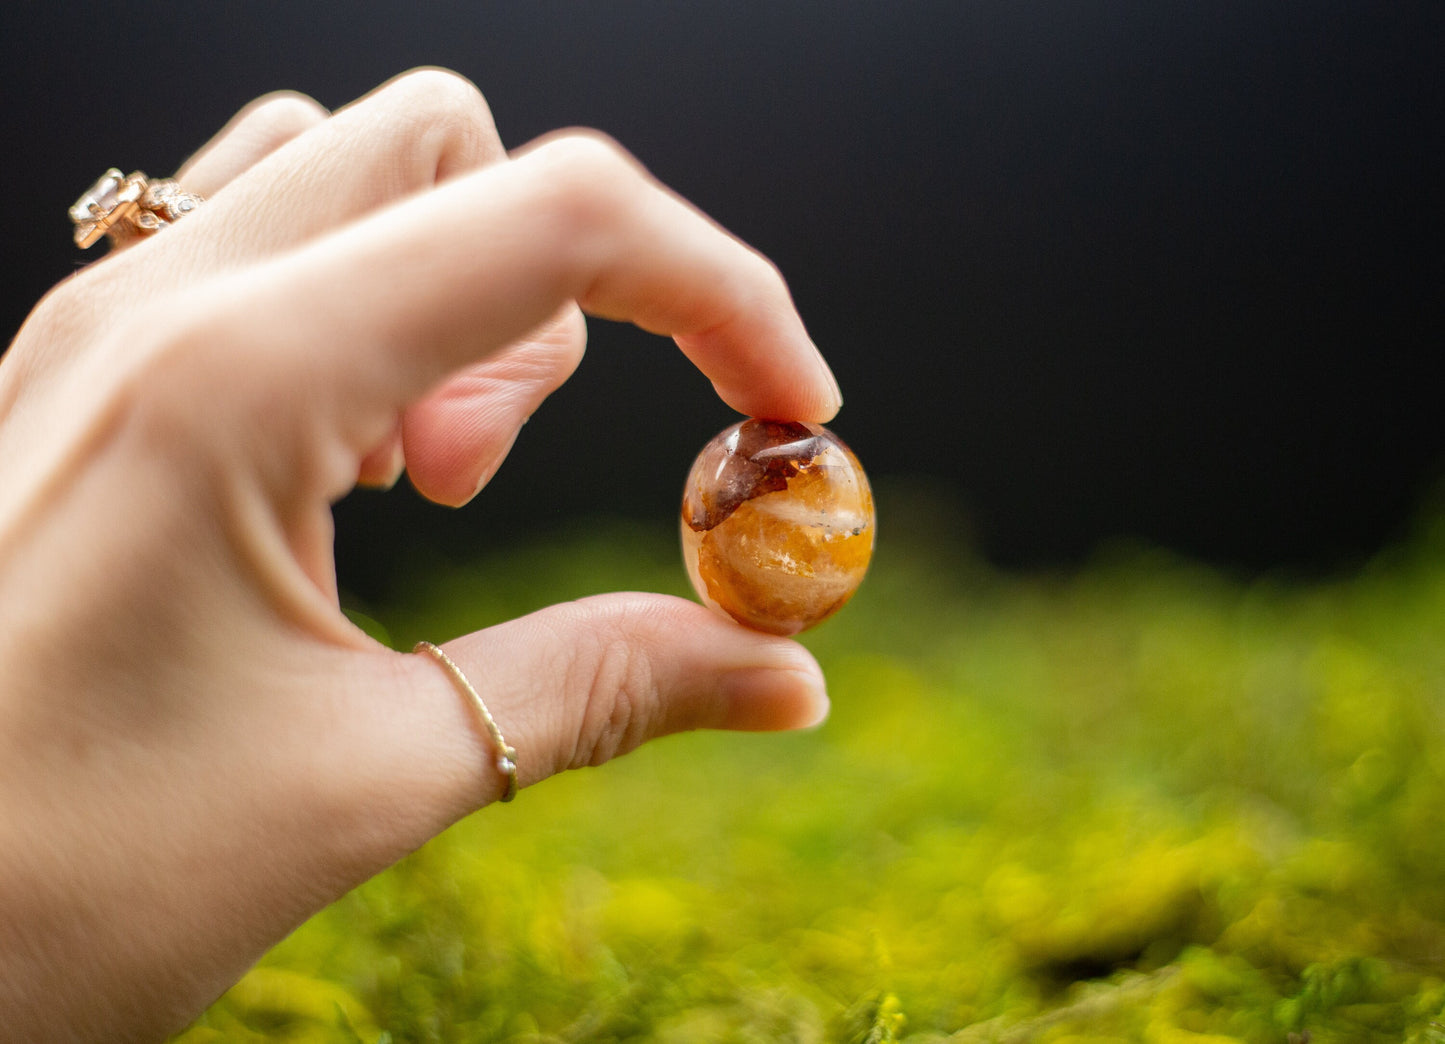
[681,419,874,635]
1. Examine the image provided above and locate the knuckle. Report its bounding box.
[754,250,788,290]
[234,91,328,146]
[565,605,658,769]
[538,127,635,165]
[535,130,640,191]
[100,360,206,473]
[388,67,485,110]
[384,68,497,149]
[114,320,220,437]
[108,300,263,456]
[106,292,339,500]
[525,131,647,241]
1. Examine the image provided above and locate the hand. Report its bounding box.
[0,69,841,1041]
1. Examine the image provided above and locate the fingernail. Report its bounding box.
[356,443,406,490]
[464,468,492,505]
[816,352,844,414]
[379,443,406,490]
[721,665,830,730]
[462,430,522,506]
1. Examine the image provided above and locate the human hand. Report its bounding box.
[0,69,841,1041]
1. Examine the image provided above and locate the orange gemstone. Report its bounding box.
[681,420,875,635]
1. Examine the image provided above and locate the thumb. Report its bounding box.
[362,593,829,835]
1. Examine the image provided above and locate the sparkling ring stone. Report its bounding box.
[70,168,205,249]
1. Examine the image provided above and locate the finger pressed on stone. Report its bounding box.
[196,129,839,489]
[448,594,827,782]
[361,592,827,838]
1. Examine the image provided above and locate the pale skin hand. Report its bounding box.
[0,69,842,1042]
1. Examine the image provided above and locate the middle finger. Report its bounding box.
[161,67,508,273]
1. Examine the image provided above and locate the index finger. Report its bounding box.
[207,131,842,460]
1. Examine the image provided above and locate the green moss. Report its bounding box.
[175,513,1445,1042]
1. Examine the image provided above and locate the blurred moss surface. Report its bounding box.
[177,503,1445,1043]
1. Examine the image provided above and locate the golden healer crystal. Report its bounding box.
[681,420,875,635]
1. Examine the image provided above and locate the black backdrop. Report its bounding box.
[3,1,1441,597]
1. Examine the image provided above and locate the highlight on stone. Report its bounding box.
[681,419,875,636]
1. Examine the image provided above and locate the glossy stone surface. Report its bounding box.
[681,420,875,635]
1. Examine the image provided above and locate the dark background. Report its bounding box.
[3,1,1441,597]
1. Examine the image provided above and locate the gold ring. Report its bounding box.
[70,168,205,249]
[413,641,520,803]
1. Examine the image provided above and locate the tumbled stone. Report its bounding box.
[681,419,875,636]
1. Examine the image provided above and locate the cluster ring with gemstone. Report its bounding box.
[70,168,205,249]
